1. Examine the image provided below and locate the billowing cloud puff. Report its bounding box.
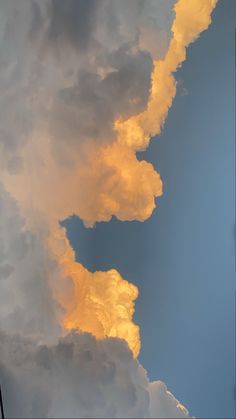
[0,330,190,418]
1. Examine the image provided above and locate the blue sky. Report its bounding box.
[63,1,235,417]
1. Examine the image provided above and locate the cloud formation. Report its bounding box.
[0,177,188,418]
[0,0,175,355]
[0,0,174,173]
[0,0,216,229]
[0,330,190,418]
[1,0,217,353]
[0,0,217,417]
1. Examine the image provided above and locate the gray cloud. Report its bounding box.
[0,183,61,338]
[30,0,174,55]
[0,330,190,418]
[46,0,99,51]
[0,3,192,418]
[29,0,100,52]
[0,0,174,173]
[49,46,153,159]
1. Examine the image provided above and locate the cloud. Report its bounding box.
[31,0,175,55]
[149,382,190,418]
[0,0,174,175]
[0,173,141,356]
[0,1,217,417]
[0,330,191,418]
[0,0,173,355]
[49,47,153,154]
[45,0,99,51]
[0,183,61,338]
[0,0,217,357]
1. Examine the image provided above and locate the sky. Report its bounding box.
[63,1,236,417]
[0,0,234,417]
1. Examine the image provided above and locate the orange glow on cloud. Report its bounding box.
[2,0,217,357]
[57,0,217,355]
[115,0,217,152]
[48,227,140,357]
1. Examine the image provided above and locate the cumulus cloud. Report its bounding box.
[0,0,174,173]
[0,0,216,230]
[0,0,174,354]
[0,181,188,418]
[0,182,60,338]
[0,330,191,418]
[0,0,172,233]
[0,1,217,417]
[0,1,217,353]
